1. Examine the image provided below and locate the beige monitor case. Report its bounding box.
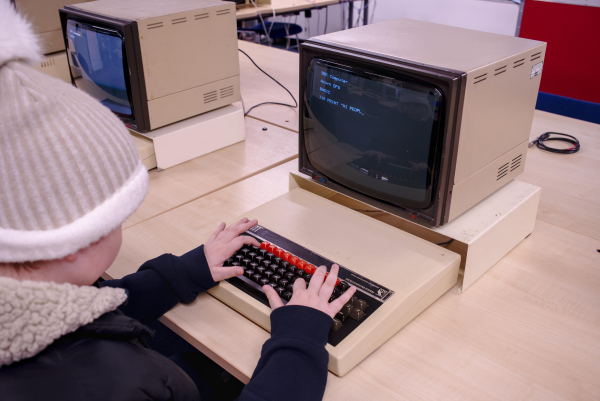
[14,0,95,54]
[302,18,546,225]
[62,0,241,131]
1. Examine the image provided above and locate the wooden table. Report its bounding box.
[236,0,341,22]
[108,43,600,399]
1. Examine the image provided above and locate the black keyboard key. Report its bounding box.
[266,252,275,262]
[249,262,258,271]
[275,287,285,296]
[242,258,251,267]
[225,258,233,267]
[331,318,343,331]
[305,273,313,283]
[274,257,282,266]
[259,249,268,258]
[349,308,366,321]
[244,269,254,279]
[340,303,353,316]
[276,267,287,277]
[337,281,349,292]
[286,283,294,292]
[335,311,348,323]
[269,282,278,288]
[269,263,279,272]
[271,274,281,284]
[234,255,243,264]
[263,260,272,269]
[232,262,240,267]
[260,278,270,286]
[251,274,261,283]
[255,256,264,267]
[240,249,250,258]
[264,271,273,280]
[287,265,297,274]
[295,269,305,278]
[284,272,295,282]
[248,252,257,262]
[256,266,266,275]
[280,261,290,270]
[279,279,289,288]
[251,245,260,252]
[282,291,292,301]
[332,287,341,299]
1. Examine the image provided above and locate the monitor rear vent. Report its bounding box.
[494,65,507,76]
[216,8,231,16]
[220,86,234,98]
[530,52,542,62]
[195,12,209,20]
[204,90,218,103]
[147,22,163,30]
[171,17,187,25]
[40,57,56,68]
[513,58,525,68]
[510,154,523,172]
[474,73,487,84]
[497,163,509,181]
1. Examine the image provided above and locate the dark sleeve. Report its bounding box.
[239,306,332,401]
[101,245,217,324]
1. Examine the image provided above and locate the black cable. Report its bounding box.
[238,48,298,116]
[528,132,580,154]
[436,239,454,246]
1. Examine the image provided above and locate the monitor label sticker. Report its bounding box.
[531,61,543,79]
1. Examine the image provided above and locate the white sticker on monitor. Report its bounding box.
[531,61,543,79]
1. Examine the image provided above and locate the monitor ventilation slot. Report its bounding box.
[510,154,523,172]
[195,12,209,20]
[204,90,218,104]
[530,52,541,62]
[171,17,187,25]
[497,163,509,180]
[474,73,487,84]
[40,57,56,68]
[147,22,163,30]
[494,65,507,76]
[220,86,234,98]
[216,9,231,15]
[513,58,525,68]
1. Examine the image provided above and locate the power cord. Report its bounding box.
[238,48,298,116]
[528,132,580,154]
[436,239,454,246]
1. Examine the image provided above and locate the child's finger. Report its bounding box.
[221,219,258,243]
[207,222,226,245]
[328,286,356,314]
[319,264,338,301]
[211,265,244,282]
[263,285,284,310]
[307,266,326,294]
[227,235,260,255]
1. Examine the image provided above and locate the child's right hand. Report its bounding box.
[263,264,356,319]
[204,218,261,282]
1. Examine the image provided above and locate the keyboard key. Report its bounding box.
[331,318,343,331]
[269,263,279,272]
[266,244,277,254]
[353,299,368,311]
[336,311,348,323]
[274,249,284,259]
[251,245,260,252]
[296,260,307,271]
[289,256,299,266]
[305,274,313,282]
[268,282,277,288]
[287,265,297,274]
[242,258,251,267]
[244,269,254,279]
[263,260,271,269]
[349,296,357,306]
[332,288,341,299]
[225,258,233,266]
[341,303,353,315]
[259,249,268,258]
[256,266,266,275]
[284,272,295,282]
[264,271,273,280]
[232,262,240,267]
[240,249,250,258]
[248,252,257,262]
[260,278,270,286]
[282,291,292,301]
[274,257,282,266]
[285,283,294,292]
[235,255,243,264]
[275,286,285,296]
[260,241,270,250]
[337,282,349,292]
[279,279,289,288]
[349,308,366,321]
[295,269,306,278]
[255,256,264,267]
[276,268,287,277]
[271,274,281,284]
[305,264,316,274]
[266,252,275,262]
[252,274,261,283]
[280,261,290,270]
[249,262,258,271]
[283,252,292,262]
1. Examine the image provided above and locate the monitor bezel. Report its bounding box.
[299,41,466,227]
[59,7,150,132]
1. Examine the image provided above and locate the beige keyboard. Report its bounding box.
[207,188,460,376]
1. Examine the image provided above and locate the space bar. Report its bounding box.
[226,275,288,306]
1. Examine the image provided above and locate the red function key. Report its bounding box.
[267,244,277,254]
[289,256,299,266]
[305,264,316,274]
[274,249,284,258]
[296,260,307,271]
[324,273,341,286]
[283,252,292,262]
[260,242,270,250]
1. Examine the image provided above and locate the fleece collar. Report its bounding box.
[0,277,127,367]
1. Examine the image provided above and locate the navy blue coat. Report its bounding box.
[0,246,332,401]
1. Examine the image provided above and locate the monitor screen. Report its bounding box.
[304,59,443,209]
[65,19,133,118]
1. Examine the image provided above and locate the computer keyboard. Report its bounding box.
[207,187,460,376]
[224,225,393,346]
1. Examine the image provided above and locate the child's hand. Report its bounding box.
[263,264,356,318]
[204,218,261,282]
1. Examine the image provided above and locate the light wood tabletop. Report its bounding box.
[236,0,341,21]
[124,117,297,229]
[239,40,300,132]
[107,42,600,399]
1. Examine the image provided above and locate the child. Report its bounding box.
[0,2,355,400]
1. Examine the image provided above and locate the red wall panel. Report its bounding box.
[519,1,600,103]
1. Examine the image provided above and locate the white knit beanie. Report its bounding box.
[0,1,148,263]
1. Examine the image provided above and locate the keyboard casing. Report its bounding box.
[207,188,461,376]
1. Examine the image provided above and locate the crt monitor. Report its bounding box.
[299,18,546,227]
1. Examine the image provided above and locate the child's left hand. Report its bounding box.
[204,218,261,282]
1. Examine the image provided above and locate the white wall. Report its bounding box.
[265,0,520,41]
